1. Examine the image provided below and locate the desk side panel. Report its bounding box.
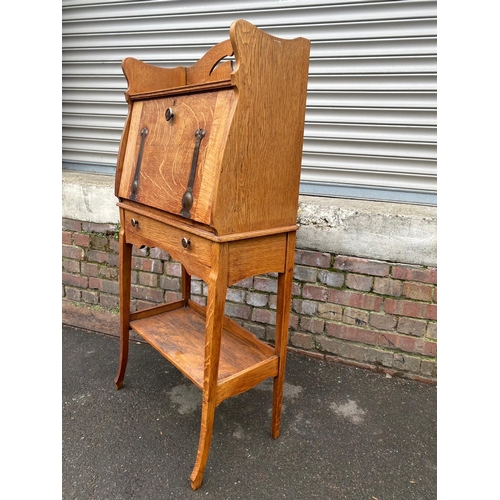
[213,20,311,235]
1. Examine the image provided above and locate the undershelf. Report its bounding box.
[130,303,279,405]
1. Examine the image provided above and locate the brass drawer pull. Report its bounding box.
[131,218,139,228]
[165,107,174,121]
[181,237,191,249]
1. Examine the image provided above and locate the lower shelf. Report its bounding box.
[130,304,278,404]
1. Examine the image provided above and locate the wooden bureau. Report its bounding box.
[113,19,310,489]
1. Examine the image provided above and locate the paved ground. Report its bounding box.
[62,325,437,499]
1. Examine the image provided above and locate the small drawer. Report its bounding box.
[123,210,213,270]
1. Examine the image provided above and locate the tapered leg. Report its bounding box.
[271,231,296,438]
[114,230,132,390]
[190,244,228,490]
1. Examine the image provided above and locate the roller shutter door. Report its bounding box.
[62,0,437,205]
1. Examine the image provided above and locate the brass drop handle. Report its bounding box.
[181,237,190,249]
[131,218,139,228]
[180,128,206,218]
[130,127,148,201]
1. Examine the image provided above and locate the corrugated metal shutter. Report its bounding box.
[62,0,437,205]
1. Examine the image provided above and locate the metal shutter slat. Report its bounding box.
[62,0,437,205]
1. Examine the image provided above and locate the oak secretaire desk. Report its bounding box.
[113,19,310,489]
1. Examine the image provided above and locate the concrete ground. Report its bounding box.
[62,325,436,499]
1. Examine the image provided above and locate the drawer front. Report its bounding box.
[122,210,213,271]
[118,89,235,225]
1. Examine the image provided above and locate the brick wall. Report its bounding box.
[62,218,437,383]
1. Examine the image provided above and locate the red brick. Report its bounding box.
[149,247,170,260]
[139,272,158,287]
[292,299,317,316]
[402,282,434,302]
[379,332,418,353]
[164,291,182,303]
[292,281,301,296]
[228,288,246,304]
[328,289,383,311]
[62,272,88,288]
[100,266,118,280]
[81,262,99,277]
[242,321,266,339]
[265,325,278,341]
[318,270,344,288]
[293,265,318,283]
[87,250,108,264]
[100,294,119,309]
[62,231,72,245]
[323,339,390,367]
[110,254,120,268]
[373,277,402,297]
[132,245,148,257]
[63,258,80,273]
[318,336,342,355]
[397,317,427,337]
[233,277,254,289]
[393,353,422,373]
[302,284,328,301]
[254,276,278,293]
[132,257,162,273]
[82,289,99,305]
[325,322,378,345]
[266,294,277,308]
[88,277,102,290]
[65,287,82,301]
[134,300,158,312]
[252,309,276,325]
[385,298,437,320]
[427,322,437,340]
[62,245,84,260]
[421,359,437,378]
[334,256,390,277]
[160,276,180,291]
[109,237,119,253]
[290,332,315,350]
[165,262,182,277]
[369,312,397,331]
[381,334,434,357]
[294,249,331,268]
[392,265,437,284]
[288,314,299,330]
[225,303,251,320]
[90,234,108,250]
[317,303,342,320]
[299,317,325,334]
[343,307,369,326]
[131,285,163,302]
[245,291,267,307]
[251,308,276,325]
[62,219,82,232]
[346,273,373,292]
[422,340,437,357]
